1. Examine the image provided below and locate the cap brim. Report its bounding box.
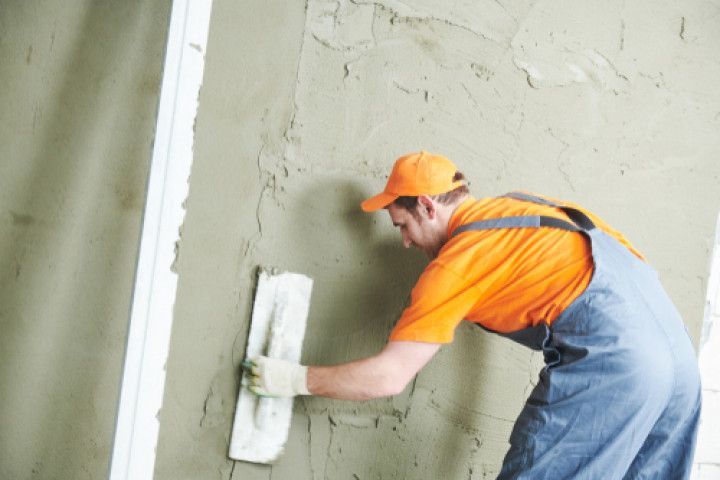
[360,192,398,212]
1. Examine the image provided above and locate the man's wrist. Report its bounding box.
[292,365,310,395]
[247,356,311,397]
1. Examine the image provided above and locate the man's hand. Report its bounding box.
[243,356,310,398]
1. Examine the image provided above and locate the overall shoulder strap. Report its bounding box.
[450,192,596,239]
[503,192,596,231]
[503,191,559,207]
[451,215,581,237]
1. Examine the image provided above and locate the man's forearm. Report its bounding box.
[305,341,442,401]
[247,341,440,399]
[306,356,405,401]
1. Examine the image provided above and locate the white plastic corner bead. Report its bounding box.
[108,1,213,479]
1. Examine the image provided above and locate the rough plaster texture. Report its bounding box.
[156,0,720,479]
[0,1,170,478]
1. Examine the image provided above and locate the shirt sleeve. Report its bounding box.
[389,261,478,344]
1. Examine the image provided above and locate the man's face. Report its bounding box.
[387,203,443,259]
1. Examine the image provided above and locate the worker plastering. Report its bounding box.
[249,151,702,478]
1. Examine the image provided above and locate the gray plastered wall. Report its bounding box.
[156,0,720,479]
[0,1,171,479]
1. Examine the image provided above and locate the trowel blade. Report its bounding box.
[228,267,313,464]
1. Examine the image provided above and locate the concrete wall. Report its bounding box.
[0,1,170,478]
[155,1,720,479]
[154,0,720,479]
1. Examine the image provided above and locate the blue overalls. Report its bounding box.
[452,192,702,479]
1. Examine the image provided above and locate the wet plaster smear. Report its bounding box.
[155,0,720,479]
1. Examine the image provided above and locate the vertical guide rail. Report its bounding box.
[691,211,720,479]
[108,1,213,479]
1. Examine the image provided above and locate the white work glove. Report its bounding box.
[243,356,310,397]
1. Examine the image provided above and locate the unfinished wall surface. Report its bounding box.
[0,1,170,478]
[156,0,720,479]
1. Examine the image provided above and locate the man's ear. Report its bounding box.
[417,195,436,220]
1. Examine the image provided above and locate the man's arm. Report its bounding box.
[307,340,441,400]
[247,340,440,400]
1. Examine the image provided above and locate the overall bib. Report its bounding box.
[452,192,701,480]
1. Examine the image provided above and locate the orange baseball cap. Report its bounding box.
[361,151,463,212]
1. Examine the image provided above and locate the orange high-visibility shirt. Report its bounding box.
[389,195,644,344]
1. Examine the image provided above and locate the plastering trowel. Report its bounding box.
[229,267,313,464]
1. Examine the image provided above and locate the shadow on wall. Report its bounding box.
[0,2,167,478]
[432,324,505,478]
[328,327,507,478]
[222,172,517,477]
[295,178,427,365]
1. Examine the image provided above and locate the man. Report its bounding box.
[247,151,701,479]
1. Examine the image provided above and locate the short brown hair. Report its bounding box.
[392,171,469,219]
